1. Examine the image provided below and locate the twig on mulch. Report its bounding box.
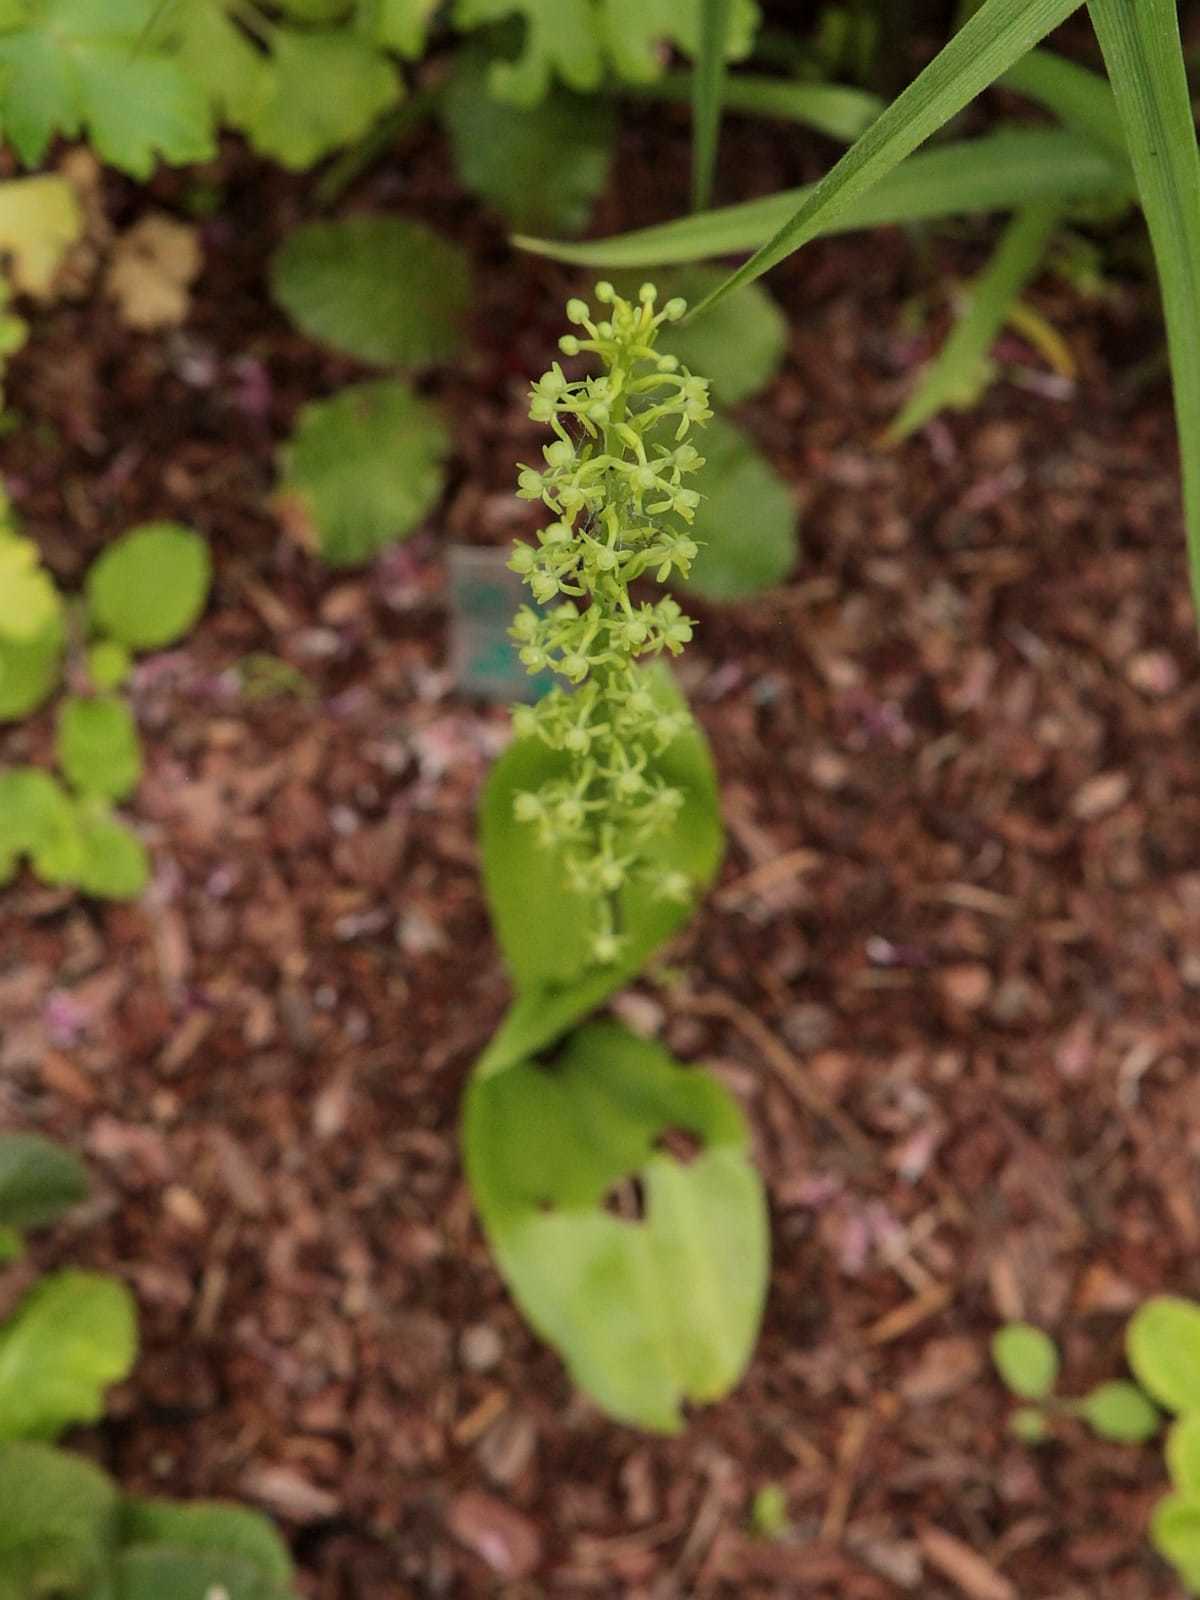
[683,991,879,1167]
[821,1409,872,1543]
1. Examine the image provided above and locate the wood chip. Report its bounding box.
[918,1524,1015,1600]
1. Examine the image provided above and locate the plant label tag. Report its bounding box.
[448,544,551,703]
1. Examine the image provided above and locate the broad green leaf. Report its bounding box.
[119,1500,292,1584]
[1087,0,1200,629]
[0,1442,117,1597]
[0,0,216,177]
[0,174,83,294]
[86,523,211,651]
[686,0,1085,318]
[886,202,1061,441]
[441,45,614,237]
[692,0,732,211]
[478,665,722,1076]
[614,266,786,405]
[991,1323,1059,1401]
[517,129,1126,266]
[0,531,59,642]
[629,70,881,144]
[1150,1495,1200,1594]
[684,414,796,598]
[1168,1416,1200,1495]
[1076,1380,1160,1444]
[56,695,142,802]
[108,1547,294,1600]
[0,1133,88,1233]
[0,768,84,886]
[75,803,150,901]
[0,1269,137,1441]
[464,1022,768,1431]
[271,216,470,367]
[246,27,401,169]
[1128,1297,1200,1414]
[275,380,448,567]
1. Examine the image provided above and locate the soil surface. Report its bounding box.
[1,71,1198,1600]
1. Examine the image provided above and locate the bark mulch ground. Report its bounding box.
[1,99,1197,1599]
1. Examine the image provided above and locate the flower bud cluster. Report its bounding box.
[508,282,712,967]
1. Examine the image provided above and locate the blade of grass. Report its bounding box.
[685,0,1085,320]
[693,0,733,211]
[628,72,883,144]
[885,202,1062,441]
[1001,47,1127,160]
[1088,0,1200,621]
[515,129,1127,267]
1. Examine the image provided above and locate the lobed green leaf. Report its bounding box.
[465,1022,768,1430]
[274,379,449,567]
[0,1269,137,1442]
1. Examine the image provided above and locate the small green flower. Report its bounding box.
[507,283,711,966]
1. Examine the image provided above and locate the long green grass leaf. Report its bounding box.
[1002,46,1127,159]
[515,129,1127,267]
[692,0,732,211]
[1088,0,1200,620]
[629,71,882,144]
[886,202,1062,441]
[685,0,1084,318]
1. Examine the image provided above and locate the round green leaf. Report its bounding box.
[617,266,788,406]
[0,1269,137,1441]
[465,1022,768,1432]
[0,1134,88,1234]
[1129,1297,1200,1414]
[87,638,132,692]
[56,694,142,801]
[478,664,723,1075]
[991,1323,1060,1401]
[0,1442,117,1597]
[1151,1493,1200,1591]
[442,44,614,237]
[1077,1380,1160,1443]
[1010,1405,1051,1443]
[86,523,211,651]
[0,611,63,721]
[271,216,470,367]
[1168,1417,1200,1495]
[275,379,449,567]
[75,803,150,902]
[684,414,798,600]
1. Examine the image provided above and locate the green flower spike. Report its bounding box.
[508,282,713,965]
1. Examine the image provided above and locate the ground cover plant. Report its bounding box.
[2,1,1200,1594]
[0,1133,295,1598]
[994,1300,1200,1593]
